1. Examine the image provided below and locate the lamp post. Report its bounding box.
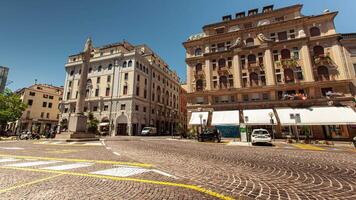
[268,112,275,141]
[290,113,301,142]
[199,113,203,135]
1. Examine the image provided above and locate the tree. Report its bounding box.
[87,112,99,134]
[0,89,27,131]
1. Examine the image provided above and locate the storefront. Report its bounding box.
[211,110,240,138]
[189,112,209,134]
[276,106,356,140]
[242,109,277,139]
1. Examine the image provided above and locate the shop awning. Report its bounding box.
[99,122,110,126]
[276,106,356,125]
[243,109,277,125]
[189,112,209,125]
[211,110,239,126]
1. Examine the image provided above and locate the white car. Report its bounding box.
[141,127,157,136]
[251,129,272,145]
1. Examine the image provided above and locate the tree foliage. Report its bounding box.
[0,89,27,129]
[87,112,99,134]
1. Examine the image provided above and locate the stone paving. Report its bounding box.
[0,138,355,199]
[105,137,356,199]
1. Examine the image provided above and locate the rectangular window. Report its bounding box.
[143,107,146,113]
[46,113,50,119]
[262,93,269,100]
[124,73,128,80]
[48,102,52,108]
[120,104,126,110]
[43,94,48,98]
[243,94,249,102]
[104,105,109,111]
[270,33,276,41]
[29,92,36,96]
[136,87,140,96]
[28,99,33,106]
[137,75,140,82]
[97,77,100,83]
[295,67,304,80]
[95,89,99,97]
[144,90,147,98]
[76,91,78,99]
[227,57,232,67]
[93,106,98,111]
[123,86,128,95]
[278,31,287,41]
[107,75,111,82]
[353,64,356,76]
[273,50,279,61]
[106,88,110,96]
[213,81,218,88]
[42,102,47,107]
[135,105,139,111]
[41,112,44,118]
[145,78,147,85]
[49,96,53,99]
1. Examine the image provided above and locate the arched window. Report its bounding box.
[310,27,321,37]
[247,54,256,63]
[128,60,132,67]
[195,48,202,56]
[196,79,204,91]
[123,61,127,68]
[281,49,291,59]
[284,68,295,83]
[218,59,226,68]
[108,64,112,70]
[219,76,228,88]
[249,72,259,86]
[317,66,330,81]
[246,38,254,47]
[98,65,102,72]
[195,63,202,71]
[313,46,324,57]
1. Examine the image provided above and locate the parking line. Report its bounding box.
[292,144,325,151]
[0,154,152,168]
[0,166,234,200]
[0,174,62,194]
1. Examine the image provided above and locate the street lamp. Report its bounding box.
[268,112,275,141]
[199,113,203,135]
[290,113,301,142]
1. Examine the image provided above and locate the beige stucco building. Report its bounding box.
[9,84,63,133]
[60,41,180,136]
[183,4,356,140]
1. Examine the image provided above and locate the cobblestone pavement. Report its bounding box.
[104,137,356,200]
[1,138,356,199]
[0,140,230,200]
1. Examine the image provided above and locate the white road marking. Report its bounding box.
[5,160,61,167]
[0,158,19,163]
[113,152,120,156]
[151,169,178,179]
[41,163,93,170]
[0,147,24,150]
[91,166,149,177]
[84,142,102,146]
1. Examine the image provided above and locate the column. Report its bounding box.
[331,43,349,79]
[300,44,314,82]
[186,64,193,92]
[204,59,212,90]
[232,54,242,88]
[264,49,276,86]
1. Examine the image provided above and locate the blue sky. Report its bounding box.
[1,0,356,91]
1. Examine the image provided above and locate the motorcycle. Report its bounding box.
[19,131,31,140]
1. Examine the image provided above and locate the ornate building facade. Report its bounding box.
[61,41,180,136]
[184,4,356,140]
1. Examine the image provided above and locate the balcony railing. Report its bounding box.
[313,54,333,66]
[217,66,230,75]
[275,58,298,68]
[193,70,205,79]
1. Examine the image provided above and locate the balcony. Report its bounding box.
[275,58,298,68]
[313,54,333,66]
[217,66,230,75]
[194,70,205,79]
[246,61,263,71]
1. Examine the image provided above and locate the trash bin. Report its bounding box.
[353,137,356,148]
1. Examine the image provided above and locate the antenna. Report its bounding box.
[35,79,38,84]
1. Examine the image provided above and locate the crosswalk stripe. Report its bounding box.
[91,166,149,177]
[41,163,93,170]
[5,160,61,167]
[0,158,19,163]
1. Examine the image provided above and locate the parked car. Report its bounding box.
[141,127,157,136]
[251,129,272,145]
[197,127,221,142]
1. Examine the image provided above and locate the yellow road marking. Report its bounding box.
[0,174,62,194]
[292,144,325,151]
[0,154,152,168]
[1,166,234,200]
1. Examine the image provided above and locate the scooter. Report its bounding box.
[19,131,31,140]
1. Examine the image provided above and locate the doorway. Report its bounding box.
[116,123,127,135]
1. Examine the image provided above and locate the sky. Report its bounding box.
[1,0,356,91]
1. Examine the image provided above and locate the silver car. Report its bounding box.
[251,129,272,145]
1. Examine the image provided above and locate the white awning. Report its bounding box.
[189,112,209,125]
[211,110,239,125]
[243,109,276,125]
[99,122,110,126]
[276,106,356,125]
